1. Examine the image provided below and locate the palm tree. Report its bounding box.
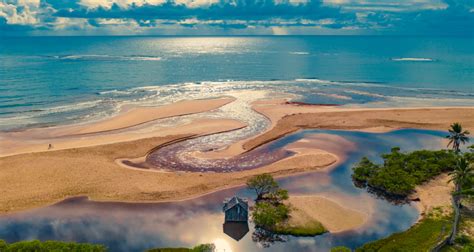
[448,156,473,244]
[446,123,470,153]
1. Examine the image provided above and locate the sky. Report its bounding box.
[0,0,473,36]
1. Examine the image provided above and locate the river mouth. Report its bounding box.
[0,128,447,252]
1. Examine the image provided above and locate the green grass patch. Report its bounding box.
[356,216,452,252]
[273,219,327,236]
[0,239,106,252]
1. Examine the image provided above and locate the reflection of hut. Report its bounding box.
[223,196,248,222]
[223,222,249,241]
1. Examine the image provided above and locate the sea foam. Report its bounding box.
[53,55,162,61]
[391,57,435,62]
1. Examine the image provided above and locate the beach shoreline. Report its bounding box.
[0,97,235,157]
[1,97,473,216]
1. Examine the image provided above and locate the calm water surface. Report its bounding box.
[0,129,448,252]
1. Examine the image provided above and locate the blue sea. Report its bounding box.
[1,36,473,131]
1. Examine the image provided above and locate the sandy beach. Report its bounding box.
[0,97,235,157]
[1,98,473,219]
[287,195,368,233]
[412,173,454,217]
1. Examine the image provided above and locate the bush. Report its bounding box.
[191,244,215,252]
[331,246,352,252]
[352,148,458,197]
[0,240,6,250]
[252,201,290,230]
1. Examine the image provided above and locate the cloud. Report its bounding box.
[0,0,41,25]
[53,0,355,22]
[364,0,474,35]
[0,0,472,35]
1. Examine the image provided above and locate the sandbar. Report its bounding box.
[1,98,472,215]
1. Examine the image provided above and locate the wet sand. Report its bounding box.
[0,97,234,157]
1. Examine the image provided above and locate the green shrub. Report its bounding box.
[331,246,352,252]
[252,201,290,230]
[0,240,6,250]
[191,243,215,252]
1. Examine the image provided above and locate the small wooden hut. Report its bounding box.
[223,196,248,222]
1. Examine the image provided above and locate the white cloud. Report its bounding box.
[323,0,447,11]
[0,0,41,25]
[78,0,166,9]
[77,0,221,9]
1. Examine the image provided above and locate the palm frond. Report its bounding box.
[453,188,474,196]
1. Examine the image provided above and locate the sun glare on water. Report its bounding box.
[212,238,233,252]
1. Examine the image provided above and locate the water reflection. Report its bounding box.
[223,222,249,241]
[0,129,447,251]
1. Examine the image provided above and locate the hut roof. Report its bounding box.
[223,196,248,212]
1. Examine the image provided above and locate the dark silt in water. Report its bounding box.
[144,137,294,172]
[0,129,448,252]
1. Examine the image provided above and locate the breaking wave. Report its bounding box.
[50,55,162,61]
[391,57,435,62]
[289,51,310,55]
[2,77,474,132]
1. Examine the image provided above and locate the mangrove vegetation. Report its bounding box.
[352,148,458,198]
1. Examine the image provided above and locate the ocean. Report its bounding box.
[1,36,473,131]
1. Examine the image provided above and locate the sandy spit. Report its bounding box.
[0,97,234,157]
[244,100,474,151]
